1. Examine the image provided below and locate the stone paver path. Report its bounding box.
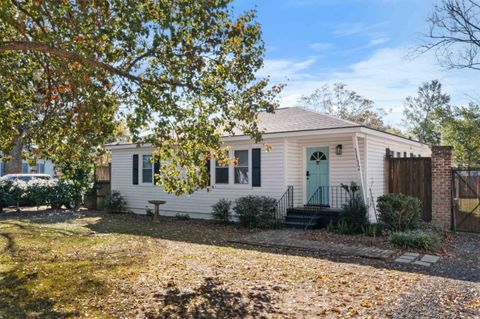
[394,252,441,267]
[231,229,396,260]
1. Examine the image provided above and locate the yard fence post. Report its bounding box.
[431,146,454,229]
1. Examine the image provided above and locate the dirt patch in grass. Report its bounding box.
[0,210,477,318]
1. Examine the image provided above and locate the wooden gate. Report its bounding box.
[387,158,432,221]
[85,164,111,210]
[453,168,480,233]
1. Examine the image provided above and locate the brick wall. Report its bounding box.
[431,146,453,229]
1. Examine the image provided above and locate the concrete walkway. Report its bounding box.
[231,229,396,260]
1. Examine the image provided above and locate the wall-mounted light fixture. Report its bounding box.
[335,144,343,155]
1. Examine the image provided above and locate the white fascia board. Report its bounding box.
[105,143,152,150]
[105,126,427,151]
[359,127,428,148]
[105,127,364,150]
[222,126,363,142]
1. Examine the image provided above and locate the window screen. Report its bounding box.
[234,150,249,184]
[142,155,153,183]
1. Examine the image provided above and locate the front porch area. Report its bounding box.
[276,132,369,228]
[275,185,350,230]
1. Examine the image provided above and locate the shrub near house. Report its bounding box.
[339,182,368,232]
[390,230,441,250]
[211,199,232,223]
[377,193,421,231]
[104,191,127,214]
[233,195,278,229]
[376,193,442,250]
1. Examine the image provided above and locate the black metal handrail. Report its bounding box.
[275,185,293,221]
[303,185,353,230]
[305,185,351,209]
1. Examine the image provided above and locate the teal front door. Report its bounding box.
[306,147,329,205]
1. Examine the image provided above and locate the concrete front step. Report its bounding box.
[285,207,342,229]
[287,207,341,216]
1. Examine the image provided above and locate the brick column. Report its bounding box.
[431,146,453,229]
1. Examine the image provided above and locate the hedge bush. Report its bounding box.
[49,181,81,209]
[0,181,12,212]
[389,230,441,250]
[234,195,278,229]
[211,199,232,223]
[104,190,127,213]
[377,193,421,231]
[0,179,82,210]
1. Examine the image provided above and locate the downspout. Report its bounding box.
[352,133,367,203]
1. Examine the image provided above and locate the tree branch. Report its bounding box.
[0,41,191,89]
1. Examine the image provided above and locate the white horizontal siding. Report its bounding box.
[284,134,365,206]
[110,129,430,221]
[111,139,287,218]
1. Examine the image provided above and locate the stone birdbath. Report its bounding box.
[148,200,166,222]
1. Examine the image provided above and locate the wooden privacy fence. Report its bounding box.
[387,157,432,221]
[85,164,111,210]
[95,164,111,182]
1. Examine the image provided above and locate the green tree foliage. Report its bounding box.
[299,83,390,130]
[402,80,450,145]
[442,103,480,167]
[0,1,281,194]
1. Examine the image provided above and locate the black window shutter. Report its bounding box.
[154,160,160,185]
[252,148,261,187]
[132,154,139,185]
[205,159,211,186]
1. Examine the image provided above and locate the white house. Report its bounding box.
[106,107,430,222]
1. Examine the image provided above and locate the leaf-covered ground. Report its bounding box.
[0,210,478,318]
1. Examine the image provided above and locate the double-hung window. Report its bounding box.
[211,148,260,187]
[142,155,153,183]
[234,150,249,184]
[215,160,229,184]
[37,163,45,174]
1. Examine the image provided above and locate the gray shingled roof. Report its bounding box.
[107,107,362,147]
[254,107,360,134]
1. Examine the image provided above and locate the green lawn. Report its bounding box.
[0,210,468,318]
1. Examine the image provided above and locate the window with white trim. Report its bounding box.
[215,160,229,184]
[37,163,45,174]
[234,150,249,184]
[142,155,153,183]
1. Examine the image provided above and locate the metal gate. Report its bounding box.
[452,168,480,232]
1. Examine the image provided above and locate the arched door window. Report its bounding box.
[310,151,327,164]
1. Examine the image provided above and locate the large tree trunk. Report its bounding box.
[4,135,23,174]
